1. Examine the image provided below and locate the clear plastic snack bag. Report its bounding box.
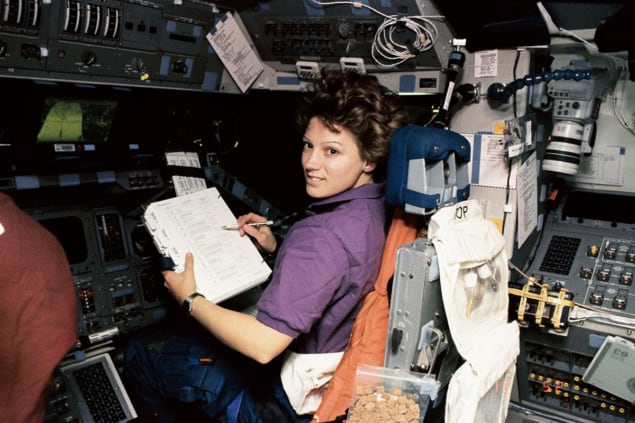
[347,364,440,423]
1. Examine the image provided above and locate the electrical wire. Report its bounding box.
[538,2,598,55]
[547,20,635,138]
[546,14,635,139]
[499,50,522,236]
[611,60,635,137]
[309,0,388,17]
[555,27,599,54]
[569,311,635,331]
[371,15,439,68]
[309,0,441,69]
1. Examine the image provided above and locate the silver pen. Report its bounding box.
[222,220,274,230]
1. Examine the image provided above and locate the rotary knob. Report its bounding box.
[80,50,98,66]
[131,56,145,72]
[337,22,351,39]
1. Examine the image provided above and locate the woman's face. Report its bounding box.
[301,117,375,199]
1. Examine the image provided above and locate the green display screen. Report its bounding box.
[36,98,117,143]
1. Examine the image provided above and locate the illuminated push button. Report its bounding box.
[596,268,611,282]
[586,244,599,257]
[579,266,592,279]
[619,269,633,285]
[604,244,618,260]
[589,285,605,305]
[612,291,627,309]
[54,399,71,413]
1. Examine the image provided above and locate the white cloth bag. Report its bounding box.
[280,351,344,415]
[429,199,519,423]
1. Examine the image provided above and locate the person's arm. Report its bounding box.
[189,296,293,364]
[163,253,292,364]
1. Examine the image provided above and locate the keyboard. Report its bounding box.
[59,353,137,423]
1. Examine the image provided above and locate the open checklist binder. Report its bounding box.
[143,187,272,303]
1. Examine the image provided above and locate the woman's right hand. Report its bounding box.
[236,212,277,254]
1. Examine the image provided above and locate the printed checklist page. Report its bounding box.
[144,187,271,302]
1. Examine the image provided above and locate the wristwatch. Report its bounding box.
[182,292,205,314]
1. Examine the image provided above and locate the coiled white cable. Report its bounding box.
[309,0,441,69]
[371,15,438,68]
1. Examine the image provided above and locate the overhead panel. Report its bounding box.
[238,0,453,75]
[0,0,225,91]
[0,0,455,93]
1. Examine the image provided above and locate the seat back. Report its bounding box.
[313,125,472,422]
[312,208,420,422]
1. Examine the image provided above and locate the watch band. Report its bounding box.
[182,292,205,314]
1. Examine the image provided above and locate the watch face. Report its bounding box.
[182,296,193,313]
[182,293,203,314]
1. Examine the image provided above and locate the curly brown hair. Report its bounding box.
[295,69,408,180]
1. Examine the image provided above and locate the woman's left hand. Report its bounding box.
[163,252,197,304]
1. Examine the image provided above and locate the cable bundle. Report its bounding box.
[371,15,438,68]
[309,0,440,69]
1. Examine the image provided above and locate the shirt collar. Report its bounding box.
[308,183,385,211]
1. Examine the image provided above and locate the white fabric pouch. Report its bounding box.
[429,200,520,423]
[280,351,344,415]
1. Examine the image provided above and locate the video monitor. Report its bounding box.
[36,98,117,143]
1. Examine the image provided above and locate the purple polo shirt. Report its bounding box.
[256,183,386,354]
